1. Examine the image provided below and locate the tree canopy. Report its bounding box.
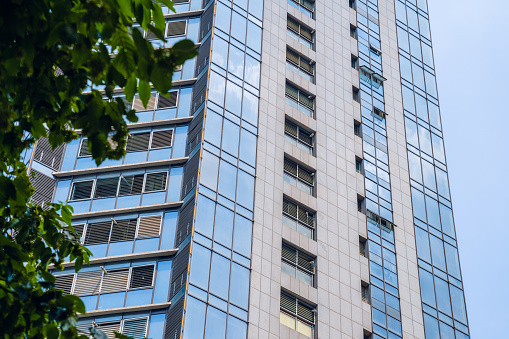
[0,0,197,337]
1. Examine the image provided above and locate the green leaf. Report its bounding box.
[112,50,135,77]
[117,0,134,17]
[158,0,175,12]
[45,324,59,339]
[138,80,151,108]
[65,294,86,314]
[114,332,133,339]
[152,4,165,34]
[151,64,172,92]
[124,75,137,102]
[61,205,73,226]
[74,256,84,272]
[171,39,198,65]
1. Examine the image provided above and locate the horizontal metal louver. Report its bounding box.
[285,120,298,137]
[29,169,55,209]
[54,274,74,295]
[282,244,297,263]
[151,130,173,148]
[65,223,84,243]
[137,215,162,238]
[96,321,121,339]
[118,175,144,196]
[101,269,129,294]
[34,137,65,171]
[147,93,157,110]
[285,83,298,100]
[130,265,154,289]
[283,199,298,218]
[286,49,300,65]
[84,221,112,245]
[94,177,119,198]
[70,181,94,200]
[280,292,297,313]
[299,92,314,109]
[110,219,137,242]
[144,172,167,192]
[132,93,156,111]
[298,129,313,145]
[166,21,187,37]
[126,132,151,152]
[76,323,93,336]
[122,318,148,339]
[298,167,314,185]
[297,302,314,323]
[284,159,297,176]
[74,270,102,296]
[300,57,313,73]
[79,139,91,157]
[362,285,370,303]
[132,95,145,111]
[300,26,313,40]
[146,30,157,40]
[287,17,299,32]
[298,208,314,227]
[301,0,314,12]
[298,253,314,272]
[157,91,178,108]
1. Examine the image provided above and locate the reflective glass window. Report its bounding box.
[189,243,211,289]
[200,151,219,190]
[222,119,240,156]
[214,204,234,248]
[444,243,461,279]
[231,11,247,44]
[430,235,446,271]
[423,313,440,338]
[204,306,227,339]
[411,187,427,221]
[209,253,230,300]
[435,277,452,315]
[182,297,206,339]
[450,285,468,324]
[415,226,431,262]
[419,268,436,307]
[218,160,237,201]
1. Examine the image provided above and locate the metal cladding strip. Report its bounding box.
[356,0,404,337]
[393,0,470,337]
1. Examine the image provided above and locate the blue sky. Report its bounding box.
[427,0,509,336]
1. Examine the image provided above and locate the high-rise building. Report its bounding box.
[26,0,469,338]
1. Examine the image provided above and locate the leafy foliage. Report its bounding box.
[0,0,197,337]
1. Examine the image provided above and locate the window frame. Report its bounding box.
[287,16,314,48]
[69,180,95,201]
[282,198,316,239]
[280,291,316,338]
[285,82,315,117]
[149,128,175,150]
[283,157,315,195]
[281,242,316,287]
[284,119,314,155]
[287,0,315,18]
[286,47,315,82]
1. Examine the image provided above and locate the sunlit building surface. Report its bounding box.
[27,0,469,337]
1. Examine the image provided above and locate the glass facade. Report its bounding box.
[27,0,470,338]
[354,1,403,338]
[394,0,470,337]
[181,0,263,337]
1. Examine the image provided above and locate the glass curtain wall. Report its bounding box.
[181,0,263,338]
[355,0,404,338]
[394,0,470,338]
